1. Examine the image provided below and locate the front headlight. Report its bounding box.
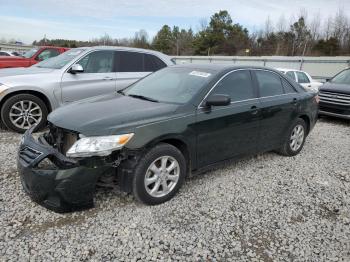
[66,133,134,158]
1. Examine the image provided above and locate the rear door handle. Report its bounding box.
[103,77,114,81]
[250,105,259,115]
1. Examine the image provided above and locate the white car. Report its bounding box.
[0,51,16,56]
[277,68,323,91]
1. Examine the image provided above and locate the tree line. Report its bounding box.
[4,9,350,56]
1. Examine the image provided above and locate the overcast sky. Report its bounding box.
[0,0,349,44]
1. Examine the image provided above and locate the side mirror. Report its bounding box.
[205,94,231,107]
[325,78,331,82]
[69,64,84,74]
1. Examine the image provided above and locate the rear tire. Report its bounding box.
[1,94,48,133]
[276,118,307,157]
[132,143,186,205]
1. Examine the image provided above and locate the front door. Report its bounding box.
[61,50,116,102]
[195,70,261,167]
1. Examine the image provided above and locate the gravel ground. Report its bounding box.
[0,117,349,261]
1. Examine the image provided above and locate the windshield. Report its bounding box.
[34,49,86,69]
[331,69,350,85]
[23,48,38,58]
[123,67,215,104]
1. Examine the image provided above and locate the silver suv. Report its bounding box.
[0,46,174,132]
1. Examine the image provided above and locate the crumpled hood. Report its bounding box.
[48,93,180,136]
[320,82,350,95]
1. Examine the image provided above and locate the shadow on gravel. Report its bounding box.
[318,116,350,127]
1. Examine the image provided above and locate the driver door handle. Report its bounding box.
[103,76,114,81]
[250,105,259,115]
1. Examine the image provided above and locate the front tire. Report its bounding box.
[1,94,48,133]
[277,118,307,156]
[132,143,186,205]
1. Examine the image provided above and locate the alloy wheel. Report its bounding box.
[290,124,304,152]
[9,100,42,130]
[144,156,180,198]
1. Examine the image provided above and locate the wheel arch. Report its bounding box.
[145,136,193,174]
[298,114,311,135]
[0,90,52,115]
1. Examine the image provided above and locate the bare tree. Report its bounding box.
[197,18,208,32]
[309,11,321,42]
[264,16,274,37]
[332,8,349,46]
[133,29,150,48]
[276,14,287,32]
[324,16,333,40]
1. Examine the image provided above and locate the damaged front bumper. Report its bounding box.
[17,127,112,213]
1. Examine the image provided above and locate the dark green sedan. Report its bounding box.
[17,64,319,212]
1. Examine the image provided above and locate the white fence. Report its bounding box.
[172,56,350,80]
[0,43,33,52]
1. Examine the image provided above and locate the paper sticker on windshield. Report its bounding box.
[189,71,211,78]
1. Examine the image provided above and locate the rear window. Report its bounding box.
[282,78,297,93]
[115,51,166,72]
[286,71,296,81]
[144,54,166,71]
[255,70,284,97]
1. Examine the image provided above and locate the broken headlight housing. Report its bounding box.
[66,133,134,158]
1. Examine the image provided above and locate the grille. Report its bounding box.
[319,91,350,106]
[19,146,43,165]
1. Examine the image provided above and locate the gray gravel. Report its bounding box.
[0,117,350,261]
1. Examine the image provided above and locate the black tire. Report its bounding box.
[277,118,307,156]
[1,94,48,133]
[132,143,186,205]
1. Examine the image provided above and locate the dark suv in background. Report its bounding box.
[319,68,350,119]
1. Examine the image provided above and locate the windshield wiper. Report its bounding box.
[128,94,159,103]
[117,90,125,95]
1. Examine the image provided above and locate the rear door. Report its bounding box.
[115,51,167,90]
[196,70,261,167]
[253,70,300,151]
[61,50,116,102]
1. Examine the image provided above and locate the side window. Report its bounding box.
[144,54,166,72]
[282,78,297,93]
[37,49,60,61]
[255,70,284,97]
[286,71,296,81]
[0,52,9,56]
[296,71,310,83]
[212,70,255,102]
[77,51,114,73]
[115,51,143,72]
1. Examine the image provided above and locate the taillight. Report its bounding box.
[314,95,320,104]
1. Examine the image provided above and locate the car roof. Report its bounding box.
[79,46,173,63]
[276,68,304,72]
[171,63,282,73]
[87,46,169,56]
